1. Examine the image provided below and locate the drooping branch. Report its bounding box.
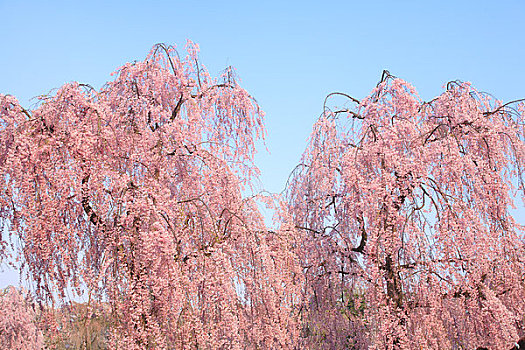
[81,175,105,229]
[150,43,179,76]
[295,225,320,235]
[377,69,396,86]
[323,92,361,119]
[170,93,184,121]
[332,109,364,119]
[351,215,367,253]
[323,92,360,106]
[190,83,234,99]
[483,98,525,117]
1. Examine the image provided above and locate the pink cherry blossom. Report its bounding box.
[0,286,43,349]
[0,42,302,349]
[286,72,525,349]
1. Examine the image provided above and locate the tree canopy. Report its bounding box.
[0,42,301,349]
[0,44,524,349]
[286,72,525,349]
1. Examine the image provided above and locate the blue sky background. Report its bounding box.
[1,0,524,288]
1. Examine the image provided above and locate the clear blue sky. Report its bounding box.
[1,0,524,287]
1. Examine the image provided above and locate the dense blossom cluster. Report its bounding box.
[0,44,524,349]
[0,286,43,349]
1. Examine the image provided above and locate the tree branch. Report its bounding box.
[351,215,367,253]
[170,93,184,121]
[81,175,105,229]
